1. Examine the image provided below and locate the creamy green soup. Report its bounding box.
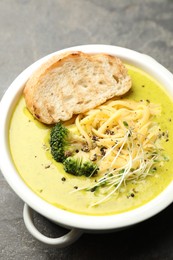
[9,65,173,216]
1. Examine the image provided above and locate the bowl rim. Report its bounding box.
[1,44,173,231]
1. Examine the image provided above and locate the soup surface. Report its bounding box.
[9,64,173,215]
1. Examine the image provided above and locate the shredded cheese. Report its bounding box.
[69,99,165,206]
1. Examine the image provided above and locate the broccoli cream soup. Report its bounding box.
[9,65,173,216]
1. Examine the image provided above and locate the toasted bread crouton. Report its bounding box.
[23,51,132,124]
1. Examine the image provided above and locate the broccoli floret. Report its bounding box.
[50,123,99,177]
[63,157,99,177]
[50,122,70,162]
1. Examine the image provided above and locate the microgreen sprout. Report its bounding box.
[72,127,167,207]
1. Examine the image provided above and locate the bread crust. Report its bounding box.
[23,51,132,124]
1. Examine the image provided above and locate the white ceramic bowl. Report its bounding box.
[1,45,173,247]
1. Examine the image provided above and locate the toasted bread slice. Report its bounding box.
[23,51,132,124]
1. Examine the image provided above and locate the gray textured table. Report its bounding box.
[1,0,173,259]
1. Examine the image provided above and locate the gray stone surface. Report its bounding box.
[0,0,173,259]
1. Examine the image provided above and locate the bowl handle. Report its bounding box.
[23,203,83,247]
